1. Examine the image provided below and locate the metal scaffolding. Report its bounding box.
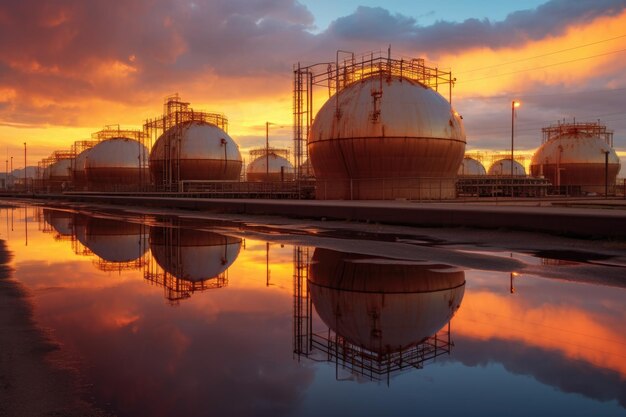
[143,225,228,305]
[542,121,614,146]
[144,94,228,190]
[293,49,454,183]
[292,245,453,383]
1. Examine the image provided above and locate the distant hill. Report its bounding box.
[9,166,38,179]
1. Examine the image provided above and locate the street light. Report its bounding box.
[511,100,521,177]
[266,121,270,180]
[23,142,26,192]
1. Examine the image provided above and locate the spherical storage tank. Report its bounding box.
[488,158,526,176]
[530,124,620,194]
[457,157,486,176]
[308,75,466,199]
[84,137,149,189]
[150,121,242,184]
[308,248,465,354]
[45,159,72,181]
[246,153,294,182]
[72,148,93,188]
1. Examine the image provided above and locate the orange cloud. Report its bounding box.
[455,291,626,377]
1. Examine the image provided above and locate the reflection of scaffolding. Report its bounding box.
[93,249,147,272]
[293,246,312,358]
[143,226,228,304]
[311,326,451,383]
[293,49,454,182]
[144,94,228,190]
[71,234,94,257]
[542,121,613,146]
[292,246,452,383]
[144,257,227,304]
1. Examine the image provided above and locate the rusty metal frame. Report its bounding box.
[542,121,614,146]
[293,49,454,185]
[143,93,228,190]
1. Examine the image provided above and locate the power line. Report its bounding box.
[460,86,626,101]
[458,47,626,84]
[456,33,626,75]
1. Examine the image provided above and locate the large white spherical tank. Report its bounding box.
[150,228,242,282]
[84,137,149,187]
[530,132,620,193]
[150,121,243,183]
[72,147,94,187]
[488,158,526,176]
[309,75,466,199]
[309,248,465,354]
[48,159,72,180]
[246,153,294,182]
[458,157,486,176]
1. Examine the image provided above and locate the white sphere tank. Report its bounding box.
[458,157,486,176]
[309,248,465,354]
[309,75,466,199]
[85,137,149,187]
[48,159,72,180]
[488,158,526,176]
[73,147,94,187]
[530,132,620,193]
[150,121,243,183]
[246,153,294,182]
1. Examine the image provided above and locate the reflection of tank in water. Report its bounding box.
[296,247,465,382]
[72,214,148,271]
[146,227,242,303]
[42,209,74,240]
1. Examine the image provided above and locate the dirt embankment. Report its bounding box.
[0,240,111,417]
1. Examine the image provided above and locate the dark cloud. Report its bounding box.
[447,337,626,408]
[1,0,626,129]
[325,0,626,55]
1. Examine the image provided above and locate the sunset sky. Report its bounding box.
[1,0,625,172]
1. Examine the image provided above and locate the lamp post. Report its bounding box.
[604,150,609,198]
[511,100,521,177]
[23,142,26,192]
[266,121,270,180]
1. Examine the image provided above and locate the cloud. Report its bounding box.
[325,0,626,55]
[1,0,626,158]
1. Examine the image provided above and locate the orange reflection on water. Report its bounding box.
[455,290,626,377]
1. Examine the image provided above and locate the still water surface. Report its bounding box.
[2,205,625,416]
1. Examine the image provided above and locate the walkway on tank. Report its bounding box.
[19,193,626,239]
